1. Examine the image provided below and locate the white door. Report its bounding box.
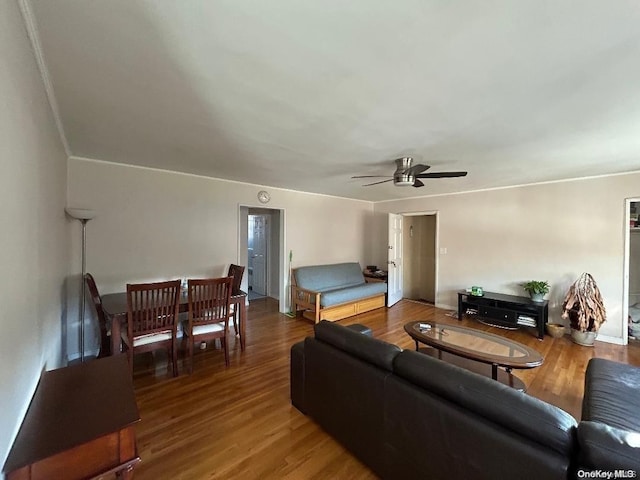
[251,215,268,295]
[387,213,403,306]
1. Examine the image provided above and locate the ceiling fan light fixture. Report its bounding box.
[354,156,467,188]
[393,173,415,186]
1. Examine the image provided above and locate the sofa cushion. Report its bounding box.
[294,262,365,292]
[393,350,577,456]
[577,421,640,471]
[582,358,640,431]
[314,320,401,371]
[320,282,387,307]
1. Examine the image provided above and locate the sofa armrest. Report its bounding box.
[577,421,640,471]
[290,323,375,414]
[290,341,306,413]
[291,285,322,322]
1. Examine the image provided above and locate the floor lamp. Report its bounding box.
[66,208,96,363]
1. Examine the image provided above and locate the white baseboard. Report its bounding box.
[435,303,457,311]
[594,333,625,345]
[66,348,99,363]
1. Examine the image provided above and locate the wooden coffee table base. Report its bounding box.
[418,347,526,392]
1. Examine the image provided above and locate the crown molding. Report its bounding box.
[18,0,71,157]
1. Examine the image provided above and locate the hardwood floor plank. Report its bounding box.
[126,298,640,479]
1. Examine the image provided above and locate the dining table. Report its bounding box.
[101,289,247,356]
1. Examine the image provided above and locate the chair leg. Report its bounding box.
[127,344,133,377]
[188,334,194,374]
[223,334,229,366]
[232,312,238,335]
[171,339,178,377]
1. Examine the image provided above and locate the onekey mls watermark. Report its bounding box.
[576,470,637,479]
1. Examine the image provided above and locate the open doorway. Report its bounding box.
[625,199,640,345]
[248,214,268,300]
[238,206,286,312]
[402,214,437,304]
[387,211,439,306]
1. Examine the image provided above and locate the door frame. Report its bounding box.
[392,210,440,306]
[622,197,638,346]
[238,205,287,313]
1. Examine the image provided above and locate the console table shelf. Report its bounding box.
[457,290,548,339]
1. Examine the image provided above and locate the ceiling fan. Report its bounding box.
[352,157,467,188]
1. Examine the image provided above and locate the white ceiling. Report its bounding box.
[30,0,640,201]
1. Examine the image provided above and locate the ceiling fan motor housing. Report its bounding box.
[394,157,415,186]
[393,172,415,186]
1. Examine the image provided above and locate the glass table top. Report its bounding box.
[404,321,543,368]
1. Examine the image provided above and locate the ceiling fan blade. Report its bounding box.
[413,179,424,188]
[351,175,392,179]
[415,171,468,179]
[406,164,430,176]
[363,179,394,186]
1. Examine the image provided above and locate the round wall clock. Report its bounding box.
[257,190,271,204]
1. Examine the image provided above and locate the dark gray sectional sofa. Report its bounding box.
[290,321,640,480]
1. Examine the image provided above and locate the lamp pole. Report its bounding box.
[65,208,96,363]
[79,217,89,362]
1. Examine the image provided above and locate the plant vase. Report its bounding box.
[570,328,597,347]
[521,281,549,303]
[530,293,544,302]
[567,308,597,346]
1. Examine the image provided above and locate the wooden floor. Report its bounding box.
[128,298,640,479]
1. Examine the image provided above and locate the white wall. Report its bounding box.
[67,158,374,355]
[0,0,69,468]
[374,173,640,343]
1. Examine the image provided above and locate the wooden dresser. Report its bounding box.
[3,354,140,479]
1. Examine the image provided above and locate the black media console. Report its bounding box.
[457,290,548,339]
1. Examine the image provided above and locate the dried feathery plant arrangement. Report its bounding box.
[561,273,606,332]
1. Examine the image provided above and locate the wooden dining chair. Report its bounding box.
[227,264,246,334]
[184,277,233,372]
[84,273,111,358]
[123,280,181,377]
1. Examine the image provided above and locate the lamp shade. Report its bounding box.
[65,208,96,220]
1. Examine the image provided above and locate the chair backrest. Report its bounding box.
[227,264,245,294]
[85,273,110,357]
[188,277,233,327]
[126,280,181,337]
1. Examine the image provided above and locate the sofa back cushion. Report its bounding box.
[385,373,573,480]
[392,350,577,457]
[314,320,400,371]
[294,262,364,292]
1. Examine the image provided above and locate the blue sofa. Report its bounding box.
[291,262,387,323]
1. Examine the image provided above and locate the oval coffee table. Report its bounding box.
[404,321,543,391]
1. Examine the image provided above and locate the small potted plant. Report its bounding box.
[521,280,550,302]
[561,272,606,346]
